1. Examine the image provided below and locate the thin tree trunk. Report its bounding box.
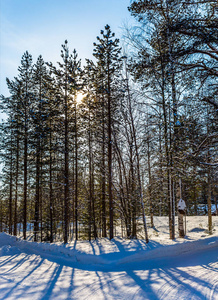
[101,95,107,238]
[124,61,149,242]
[194,180,198,215]
[64,74,69,244]
[92,167,97,240]
[49,124,53,243]
[75,101,78,240]
[147,130,154,228]
[207,163,212,234]
[158,120,164,216]
[40,162,43,242]
[14,132,19,236]
[162,93,172,239]
[34,138,40,242]
[107,66,113,240]
[88,101,92,241]
[9,128,13,235]
[0,198,2,232]
[130,145,136,238]
[23,99,28,240]
[114,136,131,238]
[166,0,176,240]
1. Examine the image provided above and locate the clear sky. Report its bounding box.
[0,0,133,98]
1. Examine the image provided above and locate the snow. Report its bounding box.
[0,216,217,299]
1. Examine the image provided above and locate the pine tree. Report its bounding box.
[31,55,51,241]
[93,24,121,240]
[17,51,33,240]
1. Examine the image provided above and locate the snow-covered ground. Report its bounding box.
[0,216,217,299]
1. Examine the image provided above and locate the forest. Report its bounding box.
[0,0,217,244]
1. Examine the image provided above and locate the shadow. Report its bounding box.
[125,269,159,299]
[94,271,108,299]
[3,253,38,275]
[67,267,75,299]
[152,226,159,232]
[169,266,213,296]
[202,263,218,273]
[0,254,21,268]
[94,238,107,255]
[190,227,205,232]
[89,240,96,255]
[0,235,217,299]
[40,264,63,300]
[1,256,44,300]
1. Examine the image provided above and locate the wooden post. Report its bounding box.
[178,179,185,238]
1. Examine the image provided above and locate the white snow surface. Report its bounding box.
[0,216,217,299]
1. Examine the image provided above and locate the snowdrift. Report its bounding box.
[0,231,217,267]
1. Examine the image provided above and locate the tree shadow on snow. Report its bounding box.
[0,237,217,299]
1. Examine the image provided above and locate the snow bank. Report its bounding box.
[0,232,77,262]
[0,230,217,267]
[118,236,218,265]
[0,245,21,256]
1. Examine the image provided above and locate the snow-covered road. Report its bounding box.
[0,217,218,299]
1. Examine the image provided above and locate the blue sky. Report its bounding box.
[0,0,133,98]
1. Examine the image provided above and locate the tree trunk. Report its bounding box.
[207,166,212,234]
[158,120,164,216]
[107,66,113,240]
[64,76,69,244]
[101,95,107,238]
[9,129,13,235]
[125,60,149,242]
[34,138,40,242]
[88,101,92,241]
[23,101,28,240]
[178,211,185,237]
[147,131,154,228]
[206,104,212,234]
[178,179,185,238]
[92,168,97,240]
[49,125,53,243]
[75,101,78,240]
[130,143,136,238]
[13,126,19,236]
[166,0,176,240]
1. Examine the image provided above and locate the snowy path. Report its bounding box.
[0,217,218,299]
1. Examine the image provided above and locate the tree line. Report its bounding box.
[0,0,217,243]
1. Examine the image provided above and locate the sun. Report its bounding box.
[76,92,84,103]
